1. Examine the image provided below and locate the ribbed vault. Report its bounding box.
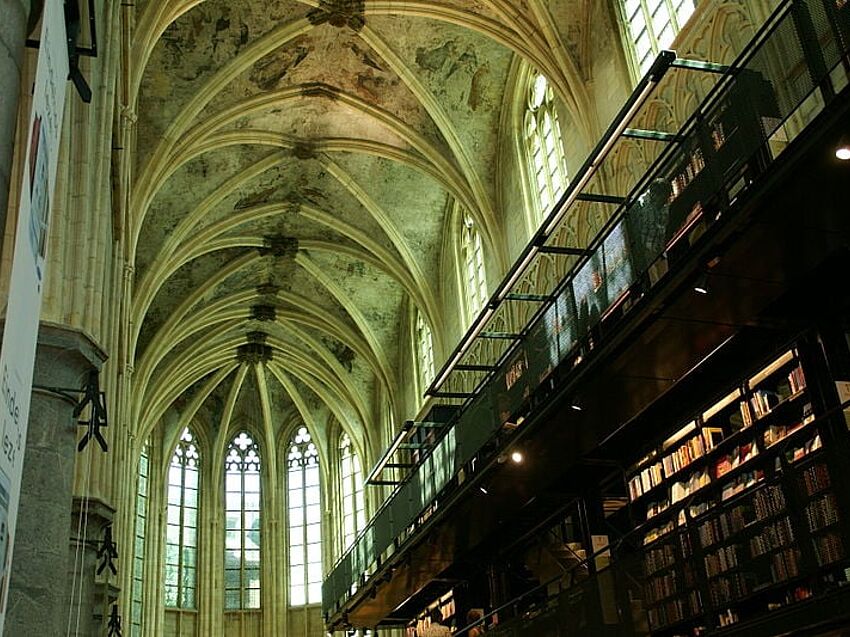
[129,0,594,465]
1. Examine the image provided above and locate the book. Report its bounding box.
[788,365,806,394]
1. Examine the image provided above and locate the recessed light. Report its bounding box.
[836,145,850,161]
[510,451,524,464]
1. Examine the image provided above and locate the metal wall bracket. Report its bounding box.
[96,523,118,575]
[537,245,590,256]
[671,58,729,74]
[622,128,679,142]
[504,293,552,303]
[34,368,109,452]
[107,604,122,637]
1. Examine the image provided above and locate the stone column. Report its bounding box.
[0,0,32,241]
[5,323,107,636]
[68,497,118,637]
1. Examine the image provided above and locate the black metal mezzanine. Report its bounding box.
[324,0,850,626]
[367,49,723,486]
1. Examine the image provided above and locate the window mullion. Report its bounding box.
[666,0,677,32]
[177,463,184,608]
[644,1,657,56]
[241,470,245,608]
[539,117,555,210]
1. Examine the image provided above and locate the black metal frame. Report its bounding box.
[33,368,109,452]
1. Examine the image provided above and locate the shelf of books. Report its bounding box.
[406,590,456,637]
[626,347,850,634]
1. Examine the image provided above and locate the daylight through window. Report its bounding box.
[164,428,200,609]
[339,433,366,551]
[622,0,697,74]
[288,426,323,606]
[525,72,569,218]
[224,432,261,610]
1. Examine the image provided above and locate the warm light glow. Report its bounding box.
[694,284,709,295]
[510,451,524,464]
[570,404,582,412]
[836,146,850,161]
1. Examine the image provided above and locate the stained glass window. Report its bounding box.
[224,432,261,610]
[288,426,323,606]
[164,428,199,608]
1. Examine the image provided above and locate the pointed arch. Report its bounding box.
[224,431,262,610]
[164,428,201,609]
[338,432,366,553]
[286,425,323,607]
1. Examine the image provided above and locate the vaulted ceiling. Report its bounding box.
[127,0,601,461]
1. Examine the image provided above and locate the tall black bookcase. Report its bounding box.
[626,338,850,635]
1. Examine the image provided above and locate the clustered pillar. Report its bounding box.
[4,325,107,636]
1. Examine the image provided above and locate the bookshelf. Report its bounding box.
[626,347,850,634]
[406,590,456,637]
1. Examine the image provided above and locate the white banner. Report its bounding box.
[0,0,68,629]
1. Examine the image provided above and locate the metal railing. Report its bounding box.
[323,0,850,618]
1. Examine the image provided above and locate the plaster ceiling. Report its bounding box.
[129,0,592,458]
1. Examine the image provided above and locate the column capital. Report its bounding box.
[34,322,109,389]
[71,496,116,529]
[120,106,138,128]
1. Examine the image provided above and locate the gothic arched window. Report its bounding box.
[287,426,323,606]
[224,432,261,610]
[416,311,435,391]
[164,428,200,608]
[524,72,569,219]
[339,432,365,551]
[130,441,150,637]
[460,210,488,321]
[620,0,696,75]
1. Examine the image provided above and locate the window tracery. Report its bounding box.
[524,72,569,219]
[288,426,323,606]
[224,432,262,610]
[339,432,365,552]
[621,0,697,74]
[164,428,200,609]
[461,210,488,321]
[416,311,435,391]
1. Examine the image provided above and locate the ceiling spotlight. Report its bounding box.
[570,403,582,412]
[836,135,850,160]
[510,451,524,464]
[479,485,489,495]
[694,273,709,295]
